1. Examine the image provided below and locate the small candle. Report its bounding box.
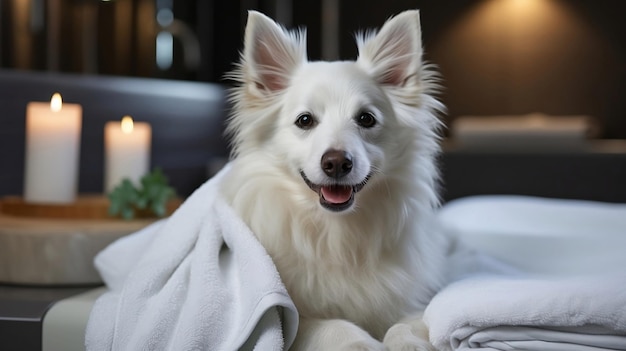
[24,93,82,204]
[104,115,151,193]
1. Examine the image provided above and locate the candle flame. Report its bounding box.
[121,115,134,134]
[50,93,62,112]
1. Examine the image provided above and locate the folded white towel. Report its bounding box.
[85,165,298,350]
[427,195,626,351]
[424,275,626,351]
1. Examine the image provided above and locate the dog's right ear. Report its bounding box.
[356,10,423,89]
[242,11,306,95]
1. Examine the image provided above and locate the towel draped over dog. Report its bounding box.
[85,166,298,350]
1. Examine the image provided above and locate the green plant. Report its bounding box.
[108,168,177,220]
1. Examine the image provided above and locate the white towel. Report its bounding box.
[424,275,626,351]
[426,196,626,351]
[85,165,298,350]
[437,195,626,276]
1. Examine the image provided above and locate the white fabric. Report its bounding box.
[85,166,298,351]
[437,195,626,276]
[426,195,626,351]
[425,275,626,351]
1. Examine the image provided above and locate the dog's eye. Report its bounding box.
[295,113,316,129]
[356,112,377,128]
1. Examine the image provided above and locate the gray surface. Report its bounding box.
[42,287,105,351]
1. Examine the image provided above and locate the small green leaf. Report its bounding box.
[151,202,166,217]
[107,168,177,220]
[121,207,135,220]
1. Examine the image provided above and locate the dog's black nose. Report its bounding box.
[321,149,353,178]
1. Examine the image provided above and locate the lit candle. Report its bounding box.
[104,115,151,193]
[24,93,82,203]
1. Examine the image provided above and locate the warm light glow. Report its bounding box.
[509,0,534,7]
[121,116,134,134]
[50,93,62,112]
[507,0,544,16]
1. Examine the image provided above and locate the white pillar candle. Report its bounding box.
[24,93,82,204]
[104,115,151,193]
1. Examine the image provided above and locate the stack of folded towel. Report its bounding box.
[427,196,626,351]
[425,274,626,351]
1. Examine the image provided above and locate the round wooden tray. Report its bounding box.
[0,195,182,219]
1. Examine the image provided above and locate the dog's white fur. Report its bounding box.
[221,10,448,350]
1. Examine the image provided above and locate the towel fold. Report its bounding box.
[85,166,298,350]
[427,195,626,351]
[424,275,626,351]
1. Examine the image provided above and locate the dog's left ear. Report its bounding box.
[356,10,423,88]
[242,11,307,95]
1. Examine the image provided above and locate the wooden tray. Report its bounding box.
[1,195,182,219]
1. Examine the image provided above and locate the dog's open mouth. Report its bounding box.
[300,171,369,212]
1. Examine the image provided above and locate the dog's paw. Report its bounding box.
[294,318,384,351]
[340,339,385,351]
[383,324,435,351]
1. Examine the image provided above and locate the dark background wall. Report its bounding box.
[339,0,626,138]
[1,0,625,138]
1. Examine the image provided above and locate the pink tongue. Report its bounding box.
[321,185,353,204]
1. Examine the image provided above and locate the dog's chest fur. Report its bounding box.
[221,160,432,339]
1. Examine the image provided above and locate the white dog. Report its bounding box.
[221,10,449,350]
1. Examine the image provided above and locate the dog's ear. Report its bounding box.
[356,10,423,88]
[242,11,306,94]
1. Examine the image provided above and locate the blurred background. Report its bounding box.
[1,0,624,138]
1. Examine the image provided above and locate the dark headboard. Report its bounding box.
[0,69,230,197]
[439,145,626,204]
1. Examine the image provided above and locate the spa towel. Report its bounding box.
[426,196,626,351]
[85,166,298,350]
[424,274,626,351]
